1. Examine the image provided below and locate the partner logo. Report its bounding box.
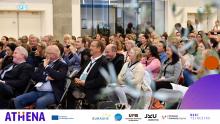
[5,112,45,121]
[161,114,186,120]
[190,113,210,120]
[92,113,111,121]
[144,114,159,121]
[114,113,122,121]
[125,113,141,121]
[51,115,74,121]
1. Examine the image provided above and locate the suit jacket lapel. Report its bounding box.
[86,56,103,78]
[49,59,60,70]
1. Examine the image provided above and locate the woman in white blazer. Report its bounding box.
[112,47,147,109]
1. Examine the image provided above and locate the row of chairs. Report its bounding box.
[9,70,77,109]
[18,71,187,109]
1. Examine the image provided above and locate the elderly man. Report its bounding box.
[0,46,34,109]
[104,44,124,75]
[14,45,68,109]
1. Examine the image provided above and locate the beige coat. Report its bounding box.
[118,62,148,91]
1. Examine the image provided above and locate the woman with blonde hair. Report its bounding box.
[63,34,72,45]
[110,47,147,109]
[123,39,136,62]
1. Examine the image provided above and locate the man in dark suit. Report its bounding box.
[0,46,34,109]
[14,45,68,109]
[72,40,108,108]
[104,44,124,75]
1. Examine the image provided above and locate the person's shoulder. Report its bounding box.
[82,48,90,54]
[135,62,145,71]
[174,61,182,67]
[51,59,67,68]
[123,61,129,67]
[112,53,124,62]
[58,59,68,66]
[152,58,161,63]
[116,53,124,59]
[20,62,34,70]
[137,62,144,67]
[100,55,108,63]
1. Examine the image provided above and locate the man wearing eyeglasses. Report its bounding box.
[14,45,68,109]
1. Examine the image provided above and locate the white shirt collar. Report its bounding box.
[91,55,102,63]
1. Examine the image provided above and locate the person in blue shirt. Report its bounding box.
[157,41,167,63]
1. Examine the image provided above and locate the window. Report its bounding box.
[81,0,152,36]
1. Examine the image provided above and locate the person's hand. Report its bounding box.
[43,58,50,68]
[0,80,5,84]
[74,78,80,86]
[79,80,85,86]
[0,58,3,63]
[47,76,54,80]
[35,50,40,56]
[74,78,85,86]
[69,45,77,54]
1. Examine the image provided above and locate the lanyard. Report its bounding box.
[86,61,96,73]
[127,61,139,71]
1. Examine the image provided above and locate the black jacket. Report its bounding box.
[80,48,91,69]
[1,56,13,69]
[77,55,108,104]
[32,59,68,103]
[3,62,34,96]
[109,53,124,75]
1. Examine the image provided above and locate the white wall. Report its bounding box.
[18,11,42,37]
[166,0,218,34]
[0,0,53,38]
[0,11,18,37]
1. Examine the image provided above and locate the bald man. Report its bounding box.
[14,45,68,109]
[104,44,124,75]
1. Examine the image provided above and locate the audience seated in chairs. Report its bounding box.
[0,46,34,109]
[155,45,182,90]
[70,40,108,109]
[62,43,80,75]
[151,45,183,109]
[109,47,148,109]
[141,45,161,80]
[14,45,68,109]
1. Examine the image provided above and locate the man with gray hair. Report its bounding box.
[14,45,68,109]
[0,46,34,109]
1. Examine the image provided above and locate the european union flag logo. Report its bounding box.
[51,115,59,120]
